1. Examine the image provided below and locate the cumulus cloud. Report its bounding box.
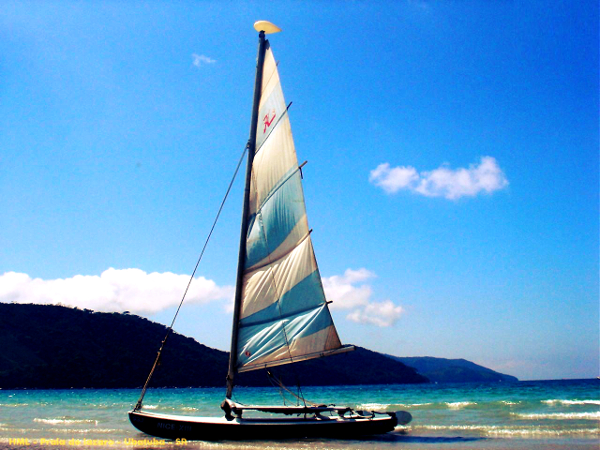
[370,156,508,199]
[0,269,234,314]
[192,53,216,67]
[322,268,375,310]
[1,267,403,327]
[322,268,403,327]
[346,299,404,327]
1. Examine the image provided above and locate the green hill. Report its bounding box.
[0,303,428,389]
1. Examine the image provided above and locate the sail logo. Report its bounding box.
[263,109,276,133]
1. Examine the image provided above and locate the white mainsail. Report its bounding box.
[234,43,349,373]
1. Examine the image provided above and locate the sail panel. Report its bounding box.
[237,304,339,369]
[256,81,286,152]
[241,270,323,326]
[238,345,352,373]
[235,41,345,374]
[251,117,297,215]
[241,234,316,321]
[246,169,308,270]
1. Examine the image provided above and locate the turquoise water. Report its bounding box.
[0,380,598,449]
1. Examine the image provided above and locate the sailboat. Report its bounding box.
[129,21,411,440]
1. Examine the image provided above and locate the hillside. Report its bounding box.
[0,303,428,389]
[388,356,518,383]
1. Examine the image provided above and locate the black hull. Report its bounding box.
[129,410,400,441]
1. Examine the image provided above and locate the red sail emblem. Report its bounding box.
[263,109,276,133]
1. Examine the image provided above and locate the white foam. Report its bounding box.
[50,428,117,434]
[542,399,600,406]
[417,424,600,437]
[358,403,390,410]
[33,418,98,425]
[514,411,600,420]
[446,401,477,409]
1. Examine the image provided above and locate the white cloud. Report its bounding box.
[346,299,404,327]
[369,164,418,195]
[192,53,216,67]
[322,268,375,310]
[0,269,234,314]
[1,267,403,327]
[370,156,508,199]
[322,268,404,327]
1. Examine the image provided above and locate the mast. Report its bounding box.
[226,22,280,399]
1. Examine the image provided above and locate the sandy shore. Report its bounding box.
[1,436,599,450]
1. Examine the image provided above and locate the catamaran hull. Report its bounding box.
[129,410,400,440]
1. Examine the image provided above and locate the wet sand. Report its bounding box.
[1,436,598,450]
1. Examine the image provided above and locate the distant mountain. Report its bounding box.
[0,303,427,389]
[386,356,518,383]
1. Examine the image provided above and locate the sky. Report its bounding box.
[0,1,597,381]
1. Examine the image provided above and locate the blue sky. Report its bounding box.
[0,1,597,381]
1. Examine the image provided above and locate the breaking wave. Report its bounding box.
[446,401,477,409]
[513,412,600,420]
[416,424,600,437]
[33,418,99,425]
[542,399,600,406]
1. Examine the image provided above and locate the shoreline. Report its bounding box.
[1,436,599,450]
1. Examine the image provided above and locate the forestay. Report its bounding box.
[235,43,350,373]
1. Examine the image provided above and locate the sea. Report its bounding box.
[1,379,598,450]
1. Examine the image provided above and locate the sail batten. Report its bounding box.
[233,41,345,373]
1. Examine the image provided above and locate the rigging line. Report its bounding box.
[134,144,249,411]
[267,371,318,407]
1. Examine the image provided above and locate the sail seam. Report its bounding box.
[253,163,301,219]
[245,230,311,273]
[260,68,278,100]
[259,46,278,100]
[239,291,324,328]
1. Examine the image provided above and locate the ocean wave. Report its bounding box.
[181,407,199,411]
[445,401,477,409]
[359,402,433,410]
[500,401,520,405]
[357,403,390,410]
[50,428,118,434]
[416,424,600,437]
[542,399,600,406]
[33,418,99,425]
[513,412,600,420]
[143,405,158,409]
[0,403,29,407]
